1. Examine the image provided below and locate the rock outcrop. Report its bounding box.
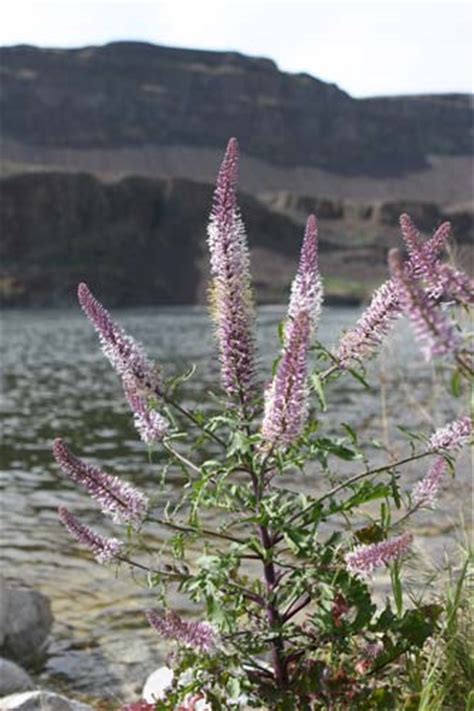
[1,171,471,308]
[0,691,93,710]
[1,43,471,177]
[0,660,34,697]
[0,578,53,666]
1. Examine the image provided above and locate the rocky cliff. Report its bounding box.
[1,42,472,177]
[1,42,472,307]
[1,171,471,308]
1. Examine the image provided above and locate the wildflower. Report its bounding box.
[121,703,155,711]
[78,282,163,397]
[58,506,124,564]
[412,456,447,508]
[146,610,217,653]
[428,415,472,452]
[334,279,401,367]
[262,310,311,446]
[207,138,258,410]
[262,216,322,446]
[78,283,168,444]
[345,533,413,577]
[389,249,460,360]
[400,214,449,293]
[123,381,169,445]
[53,439,148,526]
[435,264,474,305]
[287,214,323,334]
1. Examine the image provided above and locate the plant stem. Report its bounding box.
[274,450,433,543]
[160,390,227,448]
[163,441,202,474]
[149,513,247,545]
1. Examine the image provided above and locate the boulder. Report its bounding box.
[0,659,34,696]
[0,691,93,711]
[0,578,53,665]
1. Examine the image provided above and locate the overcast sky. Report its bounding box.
[1,0,472,97]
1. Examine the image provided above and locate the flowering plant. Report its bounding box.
[52,139,472,709]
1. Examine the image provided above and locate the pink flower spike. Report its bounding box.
[389,249,460,360]
[58,506,124,564]
[207,139,258,410]
[78,282,163,397]
[412,456,447,508]
[146,610,218,654]
[123,380,169,445]
[287,214,323,335]
[334,280,401,367]
[345,533,413,577]
[428,416,472,452]
[262,310,311,447]
[53,439,149,526]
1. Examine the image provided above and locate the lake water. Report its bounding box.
[1,306,470,704]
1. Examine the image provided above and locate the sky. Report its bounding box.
[1,0,472,97]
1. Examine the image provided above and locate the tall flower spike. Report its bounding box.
[428,415,472,452]
[435,264,474,306]
[123,382,169,445]
[78,282,162,397]
[146,610,217,654]
[262,310,311,447]
[207,138,258,411]
[58,506,124,564]
[335,280,401,367]
[262,216,322,446]
[53,439,149,526]
[345,533,413,577]
[400,214,448,291]
[389,249,461,360]
[78,283,168,444]
[412,456,447,508]
[287,214,323,334]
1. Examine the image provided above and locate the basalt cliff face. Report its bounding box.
[1,42,472,307]
[1,172,472,307]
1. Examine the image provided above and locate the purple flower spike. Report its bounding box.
[335,280,401,367]
[146,610,217,654]
[389,249,460,360]
[78,282,162,397]
[124,384,169,446]
[262,217,323,446]
[428,415,472,452]
[262,310,311,447]
[345,533,413,577]
[53,439,149,526]
[287,215,323,334]
[400,214,450,292]
[207,138,258,411]
[58,506,124,564]
[78,283,168,444]
[436,264,474,305]
[412,456,447,508]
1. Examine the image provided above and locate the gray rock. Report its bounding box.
[0,659,34,695]
[0,691,94,711]
[0,578,53,665]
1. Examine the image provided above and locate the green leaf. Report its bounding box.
[347,367,371,390]
[310,373,327,411]
[341,422,358,445]
[390,560,403,616]
[451,369,462,397]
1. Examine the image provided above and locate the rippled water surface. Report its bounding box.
[1,306,470,703]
